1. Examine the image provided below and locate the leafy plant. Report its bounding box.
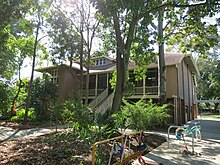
[11,108,36,121]
[120,99,170,131]
[0,80,13,118]
[30,75,57,121]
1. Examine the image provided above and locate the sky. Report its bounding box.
[19,6,220,80]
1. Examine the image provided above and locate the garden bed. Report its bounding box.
[0,130,166,165]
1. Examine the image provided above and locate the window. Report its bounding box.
[94,58,107,66]
[98,74,107,89]
[89,75,96,89]
[146,69,158,86]
[50,69,58,84]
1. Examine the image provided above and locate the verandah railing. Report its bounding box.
[84,86,158,97]
[134,86,158,95]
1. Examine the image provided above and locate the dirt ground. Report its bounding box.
[0,121,167,165]
[0,120,52,130]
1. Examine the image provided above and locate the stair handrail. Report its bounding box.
[89,88,108,109]
[95,91,115,115]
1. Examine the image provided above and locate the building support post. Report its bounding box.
[107,73,109,95]
[143,75,146,96]
[95,74,98,97]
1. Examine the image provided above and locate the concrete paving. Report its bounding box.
[0,118,219,164]
[0,126,56,142]
[144,118,220,165]
[0,123,77,142]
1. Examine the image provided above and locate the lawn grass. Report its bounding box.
[201,114,220,119]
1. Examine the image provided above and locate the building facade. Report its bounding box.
[36,53,199,125]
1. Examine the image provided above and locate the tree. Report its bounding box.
[150,0,220,104]
[10,37,36,117]
[23,0,52,125]
[91,0,159,113]
[0,0,29,26]
[92,0,219,113]
[197,46,220,111]
[157,3,166,105]
[30,75,57,121]
[0,80,13,117]
[47,10,81,65]
[49,0,100,104]
[165,1,219,54]
[0,0,31,80]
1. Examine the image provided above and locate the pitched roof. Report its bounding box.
[35,63,86,72]
[89,63,116,71]
[36,53,198,75]
[89,53,198,75]
[164,53,185,65]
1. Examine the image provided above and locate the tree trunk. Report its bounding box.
[112,55,125,113]
[85,51,90,105]
[10,58,24,117]
[158,8,166,105]
[10,79,22,117]
[111,12,125,113]
[23,21,40,125]
[79,1,84,97]
[85,23,91,105]
[214,103,219,113]
[111,13,137,113]
[79,26,84,93]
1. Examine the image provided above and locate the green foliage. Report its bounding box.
[0,26,17,79]
[47,8,81,64]
[59,99,120,145]
[30,75,57,121]
[60,99,97,143]
[94,108,121,138]
[50,103,64,125]
[0,80,13,118]
[16,78,29,105]
[62,99,93,125]
[11,108,36,121]
[0,1,36,80]
[0,0,30,26]
[120,99,170,131]
[165,1,219,54]
[109,71,116,89]
[197,47,220,101]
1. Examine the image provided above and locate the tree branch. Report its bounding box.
[164,31,185,41]
[140,1,219,18]
[52,4,80,33]
[163,20,171,31]
[89,20,100,52]
[37,34,49,42]
[151,22,157,30]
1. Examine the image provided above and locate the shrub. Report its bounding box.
[30,75,57,121]
[120,99,170,131]
[0,81,13,118]
[49,103,64,125]
[11,108,36,121]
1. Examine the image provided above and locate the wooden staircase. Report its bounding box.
[89,88,108,110]
[95,91,114,115]
[88,88,114,115]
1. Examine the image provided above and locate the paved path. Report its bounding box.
[0,126,56,142]
[144,118,220,165]
[1,118,219,164]
[0,124,73,142]
[197,118,220,142]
